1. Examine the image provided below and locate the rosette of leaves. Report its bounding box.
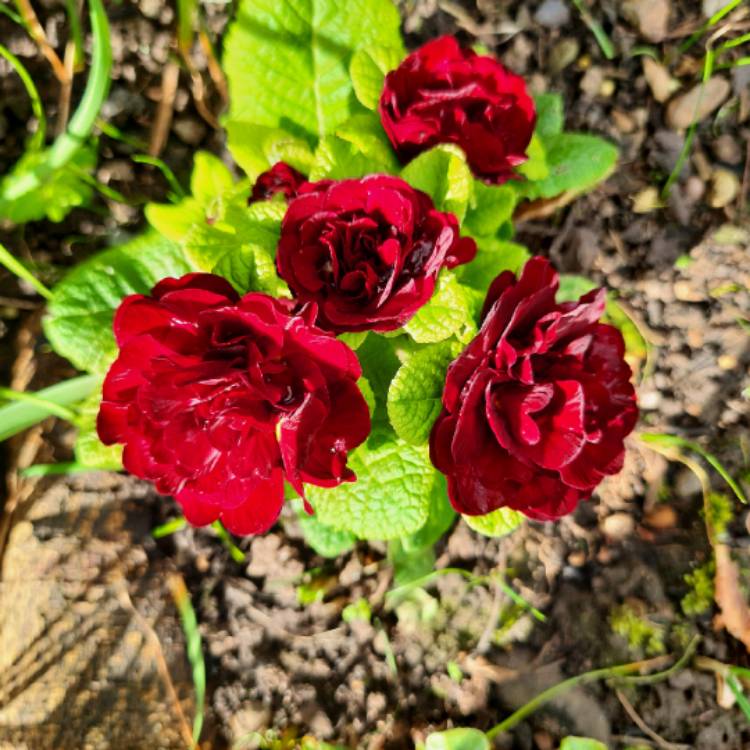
[42,0,623,549]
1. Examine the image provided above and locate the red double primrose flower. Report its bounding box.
[276,174,476,334]
[430,257,638,520]
[248,161,307,204]
[97,274,370,535]
[380,35,536,185]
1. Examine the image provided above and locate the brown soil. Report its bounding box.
[1,1,749,749]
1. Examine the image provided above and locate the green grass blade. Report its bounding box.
[640,432,747,504]
[1,0,112,202]
[152,516,188,538]
[0,374,98,442]
[133,155,186,200]
[0,241,52,299]
[726,674,750,723]
[21,461,117,477]
[211,520,247,563]
[64,0,85,68]
[680,0,744,53]
[0,43,45,150]
[570,0,615,60]
[169,575,205,748]
[663,48,715,198]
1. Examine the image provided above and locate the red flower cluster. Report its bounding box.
[430,258,638,520]
[97,274,370,535]
[276,174,476,333]
[249,161,307,204]
[379,36,536,184]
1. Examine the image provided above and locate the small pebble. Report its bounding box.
[639,390,662,410]
[642,58,680,103]
[708,168,740,208]
[667,77,731,130]
[602,512,635,541]
[632,186,663,213]
[534,0,570,29]
[548,38,579,75]
[643,505,678,530]
[713,134,743,165]
[675,467,702,499]
[718,354,738,370]
[622,0,670,43]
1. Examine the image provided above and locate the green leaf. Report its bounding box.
[459,238,529,292]
[74,385,123,470]
[355,333,401,425]
[402,472,456,550]
[0,375,98,442]
[310,114,399,180]
[307,432,436,540]
[339,331,368,350]
[516,133,548,181]
[534,92,564,138]
[226,122,316,180]
[358,375,376,418]
[425,728,490,750]
[350,45,403,110]
[223,0,403,141]
[292,499,356,557]
[517,133,617,201]
[190,151,235,201]
[212,242,288,297]
[387,341,458,445]
[559,738,608,750]
[0,143,96,223]
[463,507,524,538]
[401,145,473,221]
[464,180,517,238]
[44,231,194,374]
[388,537,435,586]
[557,273,598,302]
[404,274,477,344]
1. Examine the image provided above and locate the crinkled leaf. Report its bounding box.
[44,231,193,374]
[226,122,316,180]
[464,180,516,238]
[387,340,459,445]
[404,274,477,344]
[0,143,96,223]
[401,145,473,222]
[463,507,524,538]
[212,241,288,297]
[292,499,356,557]
[310,114,399,180]
[307,433,436,540]
[458,238,529,292]
[425,728,490,750]
[534,92,564,138]
[517,133,617,201]
[223,0,403,141]
[350,45,404,110]
[74,385,123,470]
[557,273,597,302]
[516,132,548,181]
[339,331,368,351]
[191,151,234,201]
[355,333,401,425]
[358,375,376,418]
[401,473,456,550]
[559,738,608,750]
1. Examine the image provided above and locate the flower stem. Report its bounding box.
[485,654,676,740]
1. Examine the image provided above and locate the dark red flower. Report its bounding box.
[249,161,306,204]
[97,274,370,535]
[276,174,476,333]
[379,35,536,184]
[430,257,638,521]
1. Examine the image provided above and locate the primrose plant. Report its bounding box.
[40,0,637,555]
